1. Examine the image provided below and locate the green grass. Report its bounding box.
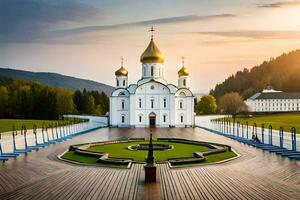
[0,119,78,133]
[62,140,237,166]
[87,141,211,162]
[220,113,300,132]
[205,151,236,163]
[62,151,99,164]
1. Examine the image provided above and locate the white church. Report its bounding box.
[109,29,195,128]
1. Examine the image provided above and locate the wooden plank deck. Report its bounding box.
[0,127,299,199]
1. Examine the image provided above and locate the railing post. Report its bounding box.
[252,123,257,141]
[50,123,55,141]
[33,124,38,146]
[23,125,28,150]
[46,126,49,143]
[59,123,63,138]
[238,122,241,138]
[42,124,46,144]
[12,125,17,152]
[246,121,249,139]
[269,125,273,145]
[279,127,284,148]
[226,119,229,135]
[291,127,296,151]
[241,123,244,138]
[55,123,59,140]
[261,124,265,144]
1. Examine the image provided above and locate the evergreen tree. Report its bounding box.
[0,86,8,117]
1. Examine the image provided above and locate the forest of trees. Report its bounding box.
[210,50,300,99]
[0,76,109,119]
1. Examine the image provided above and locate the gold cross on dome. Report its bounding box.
[120,56,124,66]
[149,26,155,39]
[181,56,185,66]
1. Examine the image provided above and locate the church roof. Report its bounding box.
[249,92,300,100]
[140,38,165,63]
[115,66,128,76]
[178,66,189,77]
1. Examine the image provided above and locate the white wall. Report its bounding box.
[246,99,300,112]
[134,82,172,127]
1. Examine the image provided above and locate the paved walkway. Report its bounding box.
[0,128,299,199]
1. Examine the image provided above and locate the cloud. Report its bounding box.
[0,0,99,42]
[49,14,236,38]
[196,30,300,40]
[257,0,300,8]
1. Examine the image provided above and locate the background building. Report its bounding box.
[245,85,300,113]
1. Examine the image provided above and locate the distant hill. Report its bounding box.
[0,68,114,96]
[210,49,300,99]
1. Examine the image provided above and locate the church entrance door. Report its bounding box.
[149,112,156,128]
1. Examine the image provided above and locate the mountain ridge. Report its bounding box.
[210,49,300,99]
[0,67,114,96]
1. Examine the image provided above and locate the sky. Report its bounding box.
[1,0,300,93]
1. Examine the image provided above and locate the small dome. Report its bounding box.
[178,66,189,77]
[140,39,165,63]
[115,66,128,76]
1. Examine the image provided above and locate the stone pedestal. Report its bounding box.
[144,164,156,182]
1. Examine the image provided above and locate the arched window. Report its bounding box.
[117,79,119,86]
[139,115,142,122]
[122,115,125,123]
[121,100,125,109]
[183,79,186,86]
[151,66,154,76]
[179,92,186,97]
[123,80,125,86]
[163,115,166,122]
[118,92,125,96]
[179,101,183,109]
[163,98,167,108]
[151,99,154,108]
[181,115,184,123]
[139,98,142,108]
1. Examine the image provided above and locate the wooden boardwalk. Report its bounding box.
[0,128,299,199]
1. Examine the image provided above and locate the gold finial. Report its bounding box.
[178,56,189,77]
[181,56,185,66]
[149,26,155,39]
[120,56,124,66]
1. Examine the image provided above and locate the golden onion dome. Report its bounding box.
[140,39,165,63]
[178,66,189,77]
[115,66,128,76]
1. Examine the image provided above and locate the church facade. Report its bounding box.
[109,32,194,128]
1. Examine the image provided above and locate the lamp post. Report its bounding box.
[144,131,156,182]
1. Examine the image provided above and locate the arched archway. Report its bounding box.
[149,112,156,128]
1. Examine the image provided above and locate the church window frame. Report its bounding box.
[139,98,142,108]
[151,98,154,109]
[163,115,166,123]
[163,98,167,108]
[180,115,184,123]
[139,115,142,123]
[121,115,125,123]
[151,66,154,76]
[117,79,119,87]
[121,100,125,110]
[183,79,186,86]
[179,101,183,109]
[123,80,125,86]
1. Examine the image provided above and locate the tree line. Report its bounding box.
[210,50,300,99]
[194,93,247,117]
[0,76,109,119]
